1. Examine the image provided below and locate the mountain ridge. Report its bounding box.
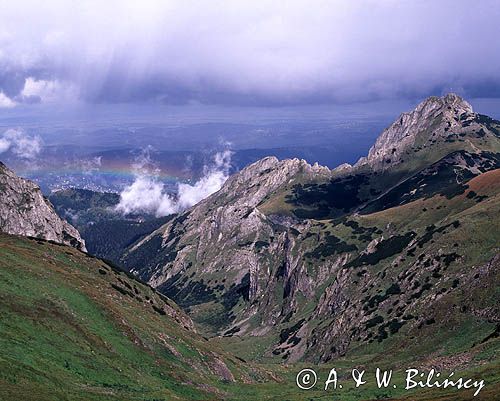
[120,93,500,365]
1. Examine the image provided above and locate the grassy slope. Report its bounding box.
[0,234,278,401]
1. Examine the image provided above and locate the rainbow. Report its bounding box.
[16,164,193,183]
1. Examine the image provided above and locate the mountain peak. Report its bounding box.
[355,93,476,170]
[208,156,330,211]
[416,92,473,115]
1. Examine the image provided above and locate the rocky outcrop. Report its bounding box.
[0,162,86,251]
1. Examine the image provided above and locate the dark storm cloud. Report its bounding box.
[1,0,500,107]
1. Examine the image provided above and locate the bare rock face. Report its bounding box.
[126,156,330,285]
[356,93,475,170]
[0,162,86,251]
[216,156,331,208]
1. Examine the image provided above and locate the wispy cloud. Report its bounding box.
[0,92,16,108]
[0,129,43,159]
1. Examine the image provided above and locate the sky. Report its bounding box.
[1,0,500,111]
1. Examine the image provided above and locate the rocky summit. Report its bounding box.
[121,94,500,366]
[355,93,477,170]
[0,162,86,251]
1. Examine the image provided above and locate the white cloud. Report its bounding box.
[0,92,16,108]
[115,176,177,216]
[20,77,70,103]
[0,129,43,159]
[0,137,10,153]
[176,149,232,210]
[115,149,233,217]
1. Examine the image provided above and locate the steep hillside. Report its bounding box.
[0,234,282,401]
[0,163,86,251]
[121,94,500,367]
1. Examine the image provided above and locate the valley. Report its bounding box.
[116,94,500,366]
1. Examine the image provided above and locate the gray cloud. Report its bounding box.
[1,0,500,107]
